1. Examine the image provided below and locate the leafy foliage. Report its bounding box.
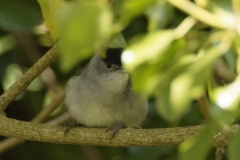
[0,0,240,159]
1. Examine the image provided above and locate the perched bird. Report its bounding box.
[64,55,148,141]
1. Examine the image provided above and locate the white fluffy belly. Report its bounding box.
[68,104,118,127]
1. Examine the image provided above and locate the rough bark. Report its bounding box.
[0,114,204,147]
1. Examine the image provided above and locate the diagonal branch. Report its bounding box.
[0,114,204,146]
[0,91,66,153]
[0,112,70,153]
[0,45,58,111]
[167,0,233,29]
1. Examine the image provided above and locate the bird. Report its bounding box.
[64,55,148,141]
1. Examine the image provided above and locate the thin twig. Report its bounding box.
[0,138,24,154]
[167,0,232,29]
[32,91,65,123]
[0,91,66,153]
[46,112,71,125]
[214,59,237,82]
[197,95,210,119]
[174,16,197,39]
[215,147,225,160]
[0,45,58,111]
[11,32,60,93]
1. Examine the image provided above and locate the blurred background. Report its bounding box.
[0,0,239,159]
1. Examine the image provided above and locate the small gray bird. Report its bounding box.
[64,55,148,140]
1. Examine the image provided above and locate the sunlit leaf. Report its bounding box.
[122,30,175,72]
[209,0,236,27]
[210,0,234,15]
[169,58,209,118]
[27,76,44,92]
[37,0,66,40]
[209,76,240,123]
[0,35,16,55]
[58,1,113,72]
[179,122,215,160]
[36,32,55,47]
[212,77,240,111]
[128,38,186,94]
[2,64,24,100]
[155,54,197,121]
[156,40,230,121]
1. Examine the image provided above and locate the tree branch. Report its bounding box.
[32,91,65,123]
[0,91,67,153]
[0,112,71,153]
[0,114,204,146]
[0,45,58,111]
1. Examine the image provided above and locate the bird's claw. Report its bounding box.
[106,123,124,143]
[63,122,82,135]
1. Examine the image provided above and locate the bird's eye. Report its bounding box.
[105,62,113,70]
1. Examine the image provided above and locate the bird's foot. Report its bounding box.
[63,122,82,135]
[106,123,124,143]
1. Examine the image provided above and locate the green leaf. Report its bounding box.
[2,64,25,100]
[155,54,197,122]
[227,127,240,160]
[179,122,215,160]
[210,0,234,15]
[158,41,231,121]
[209,77,240,124]
[118,0,156,26]
[0,0,42,31]
[58,1,113,72]
[37,0,66,40]
[108,33,126,48]
[169,60,209,116]
[145,0,173,31]
[122,30,175,72]
[208,0,236,28]
[123,0,156,17]
[128,38,186,94]
[0,35,16,55]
